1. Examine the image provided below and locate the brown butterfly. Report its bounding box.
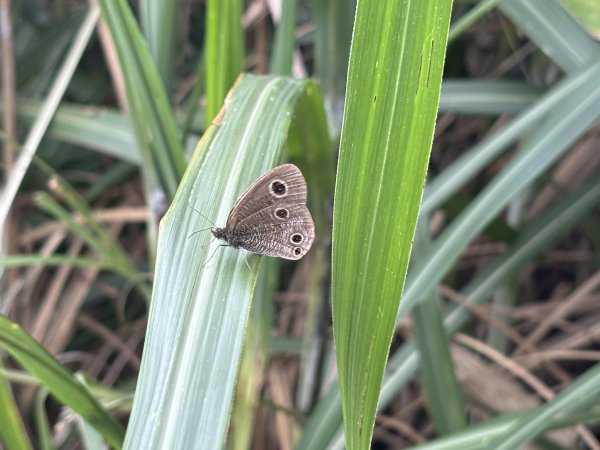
[210,164,315,260]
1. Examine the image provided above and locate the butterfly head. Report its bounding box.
[212,227,227,240]
[212,226,241,248]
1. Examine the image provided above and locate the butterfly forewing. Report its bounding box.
[225,164,307,229]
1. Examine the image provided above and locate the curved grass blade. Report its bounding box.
[399,59,600,320]
[499,0,600,72]
[486,363,600,450]
[423,62,600,216]
[301,156,600,450]
[97,0,185,200]
[0,315,125,450]
[140,0,181,90]
[0,5,99,234]
[0,360,32,450]
[123,74,331,449]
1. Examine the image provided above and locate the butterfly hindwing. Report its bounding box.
[234,203,314,260]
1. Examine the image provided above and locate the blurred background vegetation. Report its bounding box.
[1,0,600,449]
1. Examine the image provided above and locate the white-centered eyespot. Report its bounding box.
[274,207,289,220]
[269,179,288,198]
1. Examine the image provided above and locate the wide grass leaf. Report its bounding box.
[332,1,453,448]
[123,74,330,449]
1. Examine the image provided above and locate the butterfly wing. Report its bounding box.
[225,164,314,260]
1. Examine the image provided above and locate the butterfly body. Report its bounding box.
[211,164,314,260]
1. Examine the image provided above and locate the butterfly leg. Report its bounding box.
[200,235,217,248]
[242,253,254,274]
[201,244,229,268]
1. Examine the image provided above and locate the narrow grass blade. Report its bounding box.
[310,0,354,134]
[230,261,275,450]
[33,391,52,450]
[0,5,99,230]
[0,255,112,270]
[402,408,564,450]
[400,59,600,320]
[204,0,243,127]
[300,155,600,450]
[9,100,139,163]
[0,315,125,449]
[423,61,600,216]
[486,363,600,450]
[411,225,466,435]
[271,0,296,75]
[439,81,544,115]
[0,360,32,450]
[16,12,84,95]
[7,100,202,164]
[448,0,502,42]
[97,0,185,200]
[332,1,452,448]
[499,0,600,72]
[140,0,182,90]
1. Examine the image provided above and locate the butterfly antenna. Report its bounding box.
[187,204,216,227]
[188,227,214,239]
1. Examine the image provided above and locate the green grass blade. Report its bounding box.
[230,261,275,450]
[0,255,112,270]
[0,5,99,232]
[402,409,558,449]
[16,13,84,95]
[123,74,330,449]
[140,0,182,90]
[423,62,600,216]
[182,58,205,145]
[439,81,544,115]
[0,315,125,449]
[10,100,139,163]
[97,0,186,200]
[204,0,244,127]
[310,0,354,134]
[7,100,202,165]
[270,0,296,75]
[0,361,32,450]
[411,226,466,435]
[300,149,600,450]
[399,59,600,320]
[33,391,53,450]
[295,386,342,450]
[499,0,600,72]
[381,176,600,446]
[332,1,452,448]
[486,363,600,450]
[448,0,502,42]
